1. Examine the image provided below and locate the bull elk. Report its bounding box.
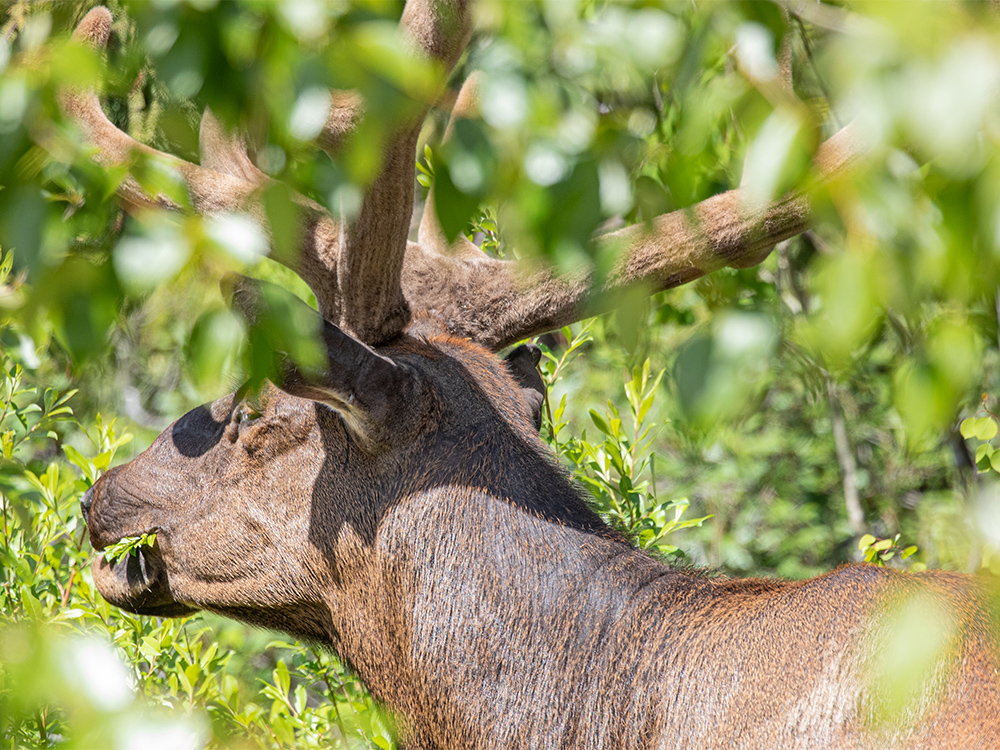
[64,4,1000,749]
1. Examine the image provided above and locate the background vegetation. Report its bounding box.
[2,0,1000,747]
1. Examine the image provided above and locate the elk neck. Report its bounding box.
[310,386,712,750]
[326,485,931,750]
[347,486,682,747]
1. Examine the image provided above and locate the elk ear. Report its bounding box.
[222,274,416,448]
[503,344,545,431]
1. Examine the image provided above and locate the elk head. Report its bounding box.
[82,274,561,642]
[66,3,862,646]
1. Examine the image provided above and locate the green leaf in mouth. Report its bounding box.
[102,532,157,564]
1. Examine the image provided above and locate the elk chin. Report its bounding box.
[92,543,197,618]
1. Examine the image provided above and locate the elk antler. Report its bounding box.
[65,5,866,353]
[405,120,865,350]
[64,3,471,346]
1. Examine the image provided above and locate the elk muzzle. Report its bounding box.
[84,470,196,618]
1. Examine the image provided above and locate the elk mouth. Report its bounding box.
[82,480,197,618]
[90,534,198,618]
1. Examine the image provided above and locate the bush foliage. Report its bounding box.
[2,0,1000,748]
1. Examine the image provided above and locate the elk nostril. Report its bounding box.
[81,485,94,525]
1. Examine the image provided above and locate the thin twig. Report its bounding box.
[312,647,354,749]
[540,362,556,444]
[774,240,865,537]
[59,569,76,609]
[330,657,376,750]
[792,16,843,129]
[778,0,864,34]
[826,378,865,536]
[36,708,48,748]
[994,286,1000,354]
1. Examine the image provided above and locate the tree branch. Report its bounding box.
[827,378,866,536]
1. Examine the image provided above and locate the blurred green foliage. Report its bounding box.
[1,0,1000,747]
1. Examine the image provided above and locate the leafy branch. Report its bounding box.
[960,394,1000,473]
[858,533,924,572]
[102,532,157,565]
[540,328,709,556]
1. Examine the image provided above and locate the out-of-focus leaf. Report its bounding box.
[432,159,481,244]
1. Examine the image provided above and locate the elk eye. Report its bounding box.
[237,407,262,436]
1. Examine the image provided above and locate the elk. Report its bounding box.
[65,4,1000,749]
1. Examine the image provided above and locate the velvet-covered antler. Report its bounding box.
[64,4,865,352]
[64,3,471,345]
[409,122,863,350]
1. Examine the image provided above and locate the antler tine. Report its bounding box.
[333,0,472,345]
[316,90,365,156]
[401,123,867,351]
[317,60,473,160]
[198,110,266,185]
[62,8,261,217]
[64,8,346,320]
[196,110,351,321]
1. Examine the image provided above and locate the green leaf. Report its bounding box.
[20,589,43,620]
[273,660,291,699]
[976,417,999,441]
[431,159,481,243]
[976,445,993,473]
[589,410,612,437]
[103,532,157,564]
[858,534,876,551]
[184,663,201,691]
[139,635,162,662]
[264,182,302,266]
[0,250,12,285]
[200,642,219,669]
[62,444,90,470]
[93,450,112,471]
[670,515,712,531]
